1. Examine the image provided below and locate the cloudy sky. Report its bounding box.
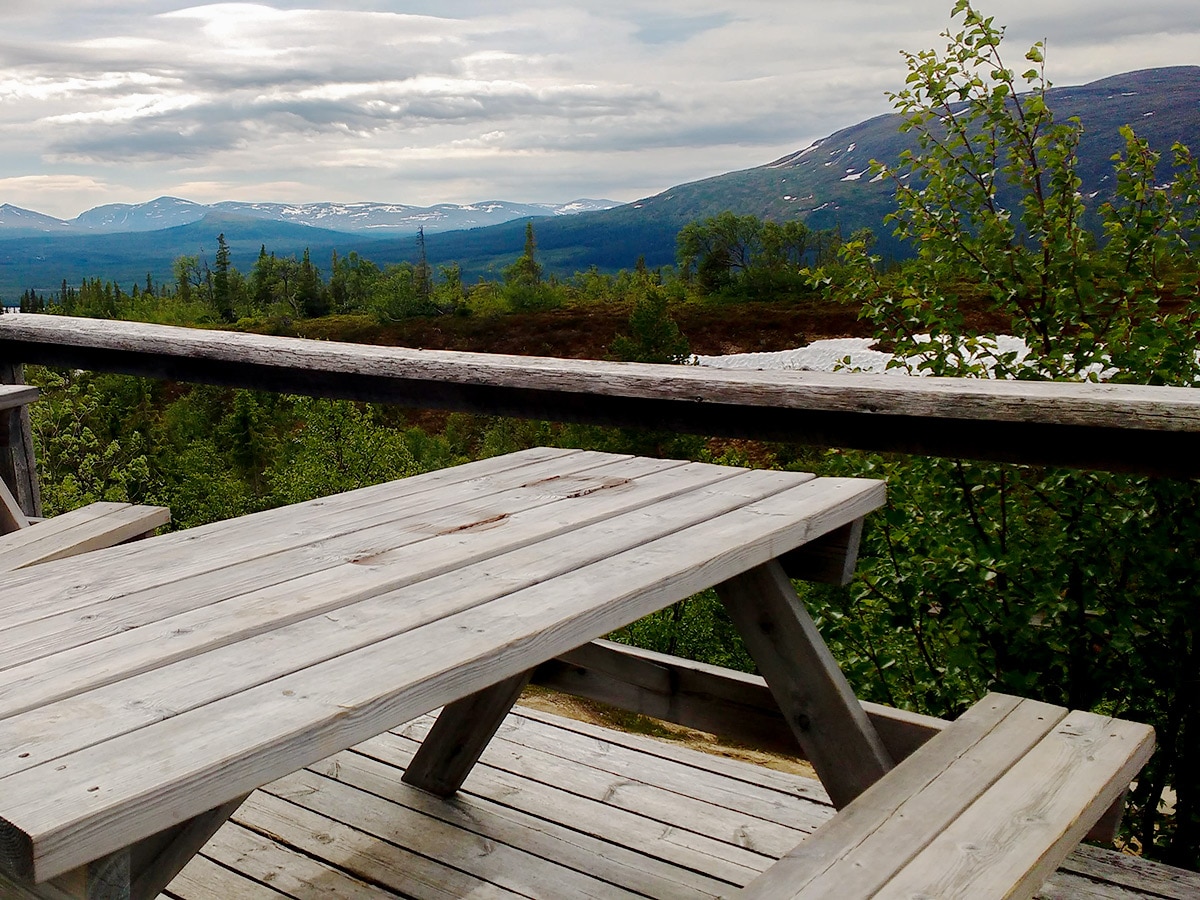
[2,1,1198,218]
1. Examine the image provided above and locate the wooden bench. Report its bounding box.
[0,448,1155,900]
[739,692,1154,899]
[0,497,170,571]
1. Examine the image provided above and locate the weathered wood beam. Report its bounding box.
[0,795,245,900]
[2,316,1199,476]
[402,671,534,796]
[716,560,894,808]
[0,365,41,520]
[532,638,947,762]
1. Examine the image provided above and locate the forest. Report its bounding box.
[8,2,1200,868]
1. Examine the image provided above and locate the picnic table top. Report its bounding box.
[0,447,885,886]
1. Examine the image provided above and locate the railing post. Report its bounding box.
[0,362,42,520]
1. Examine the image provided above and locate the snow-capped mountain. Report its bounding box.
[0,197,620,236]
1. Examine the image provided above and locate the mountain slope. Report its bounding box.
[428,66,1200,274]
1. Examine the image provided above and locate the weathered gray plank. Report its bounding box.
[161,854,290,900]
[310,746,733,898]
[399,713,826,835]
[197,822,392,900]
[0,454,705,709]
[352,730,773,881]
[3,315,1199,474]
[879,711,1155,900]
[401,670,533,796]
[262,769,648,899]
[0,504,170,572]
[741,694,1059,899]
[716,560,893,809]
[533,639,945,762]
[0,446,597,626]
[1055,843,1200,900]
[231,791,526,900]
[0,460,743,747]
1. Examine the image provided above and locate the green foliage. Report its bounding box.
[28,370,153,516]
[267,398,422,505]
[677,211,838,299]
[609,284,691,364]
[503,221,560,311]
[825,2,1200,863]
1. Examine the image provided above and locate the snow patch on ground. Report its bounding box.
[694,335,1036,376]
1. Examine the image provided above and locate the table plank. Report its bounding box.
[0,474,883,881]
[0,446,587,623]
[0,457,734,721]
[0,450,660,673]
[0,466,785,781]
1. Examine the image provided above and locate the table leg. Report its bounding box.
[0,796,246,900]
[716,559,893,809]
[402,670,534,796]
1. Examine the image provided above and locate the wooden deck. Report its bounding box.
[160,704,1199,900]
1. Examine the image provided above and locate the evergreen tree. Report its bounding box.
[212,233,235,323]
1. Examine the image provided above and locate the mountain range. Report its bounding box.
[1,66,1196,297]
[0,197,618,238]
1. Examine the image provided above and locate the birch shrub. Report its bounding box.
[814,2,1200,864]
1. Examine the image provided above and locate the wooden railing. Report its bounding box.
[2,315,1199,477]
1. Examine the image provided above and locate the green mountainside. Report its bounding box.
[2,66,1196,297]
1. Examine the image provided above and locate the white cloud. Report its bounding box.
[0,1,1196,217]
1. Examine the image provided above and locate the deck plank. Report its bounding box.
[353,729,772,882]
[400,711,828,831]
[259,769,646,899]
[307,747,731,898]
[232,793,522,900]
[162,709,1189,900]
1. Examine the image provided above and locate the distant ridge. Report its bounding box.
[0,197,620,238]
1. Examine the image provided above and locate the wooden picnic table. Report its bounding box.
[0,447,886,899]
[0,446,1154,900]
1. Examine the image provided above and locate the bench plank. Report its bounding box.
[0,474,883,882]
[741,694,1154,900]
[742,694,1064,898]
[879,710,1155,900]
[0,504,170,573]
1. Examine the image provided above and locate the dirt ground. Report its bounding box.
[518,685,819,779]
